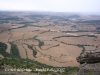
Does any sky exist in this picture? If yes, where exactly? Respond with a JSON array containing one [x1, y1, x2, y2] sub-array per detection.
[[0, 0, 100, 12]]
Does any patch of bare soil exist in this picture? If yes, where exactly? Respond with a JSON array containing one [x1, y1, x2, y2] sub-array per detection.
[[5, 43, 11, 54]]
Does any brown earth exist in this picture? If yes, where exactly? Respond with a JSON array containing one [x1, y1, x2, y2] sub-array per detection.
[[17, 44, 27, 59]]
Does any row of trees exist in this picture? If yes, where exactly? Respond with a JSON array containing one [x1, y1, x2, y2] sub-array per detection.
[[53, 34, 98, 40], [27, 45, 37, 58], [0, 42, 11, 57], [33, 35, 44, 49], [77, 45, 85, 55], [9, 42, 20, 58], [38, 40, 44, 49]]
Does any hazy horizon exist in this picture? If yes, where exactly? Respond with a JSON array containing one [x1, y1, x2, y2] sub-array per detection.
[[0, 0, 100, 13]]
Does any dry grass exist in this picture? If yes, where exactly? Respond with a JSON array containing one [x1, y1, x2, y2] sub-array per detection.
[[17, 44, 27, 59], [56, 36, 97, 45], [84, 46, 96, 50], [23, 40, 39, 45], [35, 43, 82, 66], [9, 32, 25, 42], [0, 31, 11, 42]]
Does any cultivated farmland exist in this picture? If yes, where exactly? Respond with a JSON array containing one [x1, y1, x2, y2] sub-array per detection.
[[0, 12, 100, 68]]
